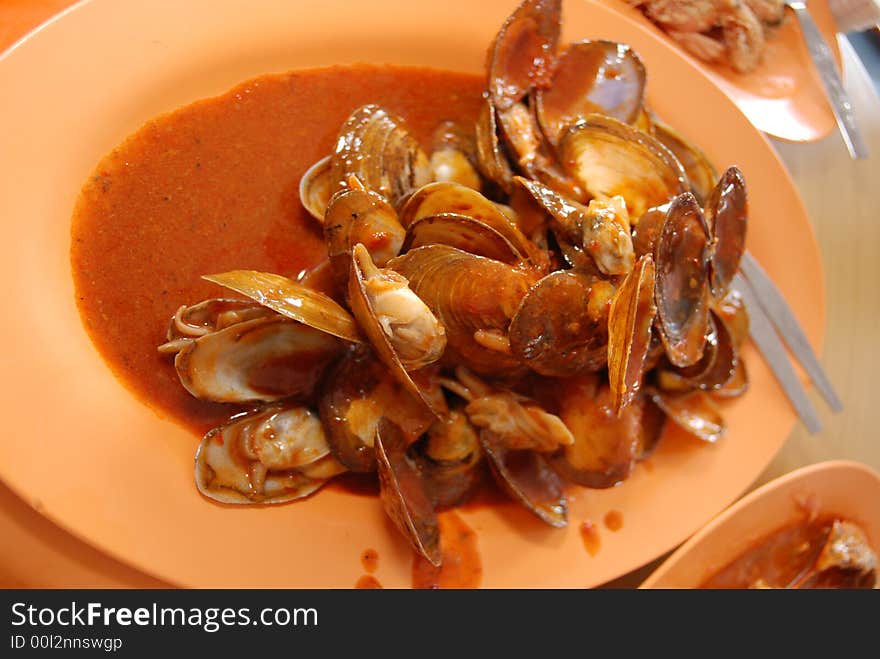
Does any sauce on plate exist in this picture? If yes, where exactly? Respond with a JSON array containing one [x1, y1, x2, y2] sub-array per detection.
[[70, 64, 484, 436]]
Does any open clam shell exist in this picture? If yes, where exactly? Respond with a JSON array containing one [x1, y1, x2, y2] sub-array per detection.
[[536, 40, 646, 146], [376, 418, 442, 566], [174, 316, 342, 403], [475, 96, 515, 193], [410, 410, 485, 509], [654, 193, 711, 368], [195, 405, 346, 504], [480, 431, 568, 528], [203, 270, 362, 343], [658, 311, 738, 393], [558, 113, 687, 220], [487, 0, 561, 112], [430, 120, 481, 190], [648, 387, 726, 443], [348, 244, 446, 415]]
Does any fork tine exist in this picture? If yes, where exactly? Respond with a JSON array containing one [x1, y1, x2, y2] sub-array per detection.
[[740, 252, 843, 413], [732, 273, 823, 434]]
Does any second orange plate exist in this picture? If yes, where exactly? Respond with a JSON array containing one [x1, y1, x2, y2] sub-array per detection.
[[606, 0, 842, 142], [0, 0, 825, 588]]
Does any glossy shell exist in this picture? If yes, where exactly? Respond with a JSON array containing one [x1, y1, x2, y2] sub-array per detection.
[[559, 113, 687, 220], [487, 0, 561, 111], [299, 155, 334, 222], [376, 418, 442, 566], [480, 431, 568, 528], [388, 245, 533, 374], [536, 40, 646, 145], [509, 270, 610, 376], [330, 104, 431, 207], [348, 243, 446, 414], [654, 193, 711, 368], [651, 116, 717, 205], [203, 270, 362, 343], [705, 166, 748, 299], [324, 186, 405, 283]]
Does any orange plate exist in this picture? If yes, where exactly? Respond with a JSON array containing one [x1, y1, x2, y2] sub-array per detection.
[[606, 0, 842, 142], [640, 461, 880, 588], [0, 0, 825, 588]]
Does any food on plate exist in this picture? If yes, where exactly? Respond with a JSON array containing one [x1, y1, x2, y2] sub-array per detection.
[[72, 0, 751, 568], [625, 0, 786, 73], [701, 516, 878, 589]]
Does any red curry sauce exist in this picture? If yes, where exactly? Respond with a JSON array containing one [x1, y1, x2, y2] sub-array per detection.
[[71, 65, 484, 435]]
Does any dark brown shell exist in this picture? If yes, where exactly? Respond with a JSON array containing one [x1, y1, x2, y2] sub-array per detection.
[[654, 193, 711, 368], [487, 0, 562, 111], [388, 245, 533, 375], [552, 377, 640, 488], [705, 166, 748, 299], [410, 411, 484, 509], [648, 387, 726, 443], [324, 186, 405, 285], [509, 270, 610, 377], [536, 40, 646, 145], [631, 205, 667, 259], [480, 431, 568, 528], [376, 418, 442, 566], [475, 96, 515, 193]]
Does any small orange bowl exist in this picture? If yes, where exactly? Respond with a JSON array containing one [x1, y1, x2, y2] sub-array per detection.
[[640, 461, 880, 588]]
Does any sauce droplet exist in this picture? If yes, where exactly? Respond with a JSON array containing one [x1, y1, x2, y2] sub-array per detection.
[[355, 575, 383, 589], [361, 548, 379, 574], [604, 510, 624, 532], [580, 520, 601, 556], [641, 459, 654, 473], [412, 511, 482, 589]]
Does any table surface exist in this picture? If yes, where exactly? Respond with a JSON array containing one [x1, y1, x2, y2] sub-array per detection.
[[1, 0, 878, 589]]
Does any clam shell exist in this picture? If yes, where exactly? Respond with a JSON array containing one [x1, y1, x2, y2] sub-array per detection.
[[607, 254, 656, 413], [487, 0, 562, 111], [388, 245, 533, 375], [203, 270, 362, 343], [174, 316, 341, 403], [705, 166, 748, 299], [299, 155, 334, 222], [536, 40, 646, 146], [480, 431, 568, 528], [330, 104, 431, 207], [376, 418, 442, 566], [558, 113, 687, 220], [654, 193, 711, 368], [194, 405, 345, 504]]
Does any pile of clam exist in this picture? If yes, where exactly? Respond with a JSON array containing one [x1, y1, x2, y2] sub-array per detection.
[[159, 0, 749, 566]]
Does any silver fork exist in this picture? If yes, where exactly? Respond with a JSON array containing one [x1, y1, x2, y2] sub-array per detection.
[[729, 251, 843, 434]]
